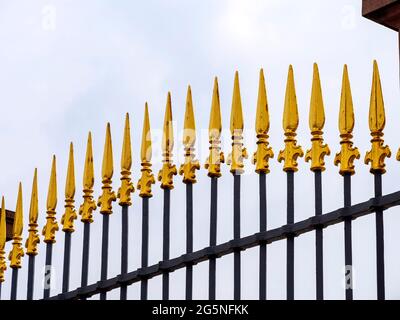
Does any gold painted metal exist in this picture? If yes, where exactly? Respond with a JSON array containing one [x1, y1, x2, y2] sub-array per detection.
[[137, 103, 155, 198], [252, 69, 274, 174], [278, 65, 304, 172], [205, 77, 225, 178], [118, 113, 135, 205], [79, 132, 97, 223], [0, 197, 7, 281], [42, 156, 59, 243], [334, 65, 360, 176], [9, 183, 24, 268], [179, 86, 200, 183], [61, 143, 77, 232], [98, 123, 117, 214], [364, 60, 391, 174], [305, 63, 331, 171], [25, 169, 40, 256], [227, 71, 248, 174], [158, 92, 177, 189]]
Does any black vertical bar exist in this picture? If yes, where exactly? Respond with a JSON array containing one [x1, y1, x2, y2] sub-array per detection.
[[233, 174, 241, 301], [162, 189, 170, 300], [81, 222, 90, 290], [120, 205, 129, 300], [43, 243, 53, 299], [0, 282, 2, 299], [27, 255, 35, 300], [374, 173, 385, 300], [314, 171, 323, 300], [10, 268, 18, 300], [186, 183, 193, 300], [259, 173, 267, 300], [344, 173, 353, 300], [287, 171, 294, 300], [141, 198, 149, 300], [100, 214, 109, 300], [62, 232, 72, 293], [209, 177, 218, 300]]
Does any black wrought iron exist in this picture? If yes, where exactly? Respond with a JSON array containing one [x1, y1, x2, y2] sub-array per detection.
[[10, 268, 18, 300], [100, 214, 109, 300], [62, 232, 72, 293], [374, 173, 385, 300], [162, 189, 170, 300], [81, 222, 90, 290], [141, 198, 149, 300], [45, 188, 400, 301], [344, 173, 353, 300], [208, 177, 218, 300], [286, 171, 294, 300], [43, 243, 53, 299], [27, 255, 35, 300], [120, 205, 129, 300], [233, 174, 241, 301], [259, 173, 267, 300], [314, 171, 323, 300], [186, 183, 193, 300]]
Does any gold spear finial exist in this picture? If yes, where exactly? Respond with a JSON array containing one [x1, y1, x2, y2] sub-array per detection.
[[138, 103, 155, 197], [252, 69, 274, 174], [118, 113, 135, 205], [42, 156, 59, 243], [0, 197, 7, 281], [98, 123, 117, 214], [305, 63, 331, 171], [179, 86, 200, 183], [79, 132, 97, 223], [365, 60, 391, 173], [61, 143, 77, 232], [25, 169, 40, 255], [278, 65, 304, 171], [205, 77, 225, 177], [334, 65, 360, 175], [227, 71, 248, 174], [158, 92, 177, 189], [9, 183, 24, 268]]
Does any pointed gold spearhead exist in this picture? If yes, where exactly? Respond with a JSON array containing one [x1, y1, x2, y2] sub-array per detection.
[[334, 65, 360, 175], [98, 123, 117, 214], [118, 113, 135, 205], [42, 156, 59, 243], [179, 86, 200, 183], [25, 169, 40, 256], [205, 77, 225, 177], [79, 132, 97, 223], [305, 63, 331, 171], [0, 197, 7, 281], [9, 183, 24, 268], [158, 92, 177, 189], [227, 71, 248, 174], [138, 103, 155, 198], [364, 60, 391, 174], [278, 65, 304, 172], [61, 143, 77, 232], [252, 69, 274, 174]]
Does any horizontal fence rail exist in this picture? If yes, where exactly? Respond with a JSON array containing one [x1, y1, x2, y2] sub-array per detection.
[[0, 60, 399, 300], [46, 190, 400, 300]]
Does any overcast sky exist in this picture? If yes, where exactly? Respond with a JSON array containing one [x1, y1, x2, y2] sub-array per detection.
[[0, 0, 400, 300]]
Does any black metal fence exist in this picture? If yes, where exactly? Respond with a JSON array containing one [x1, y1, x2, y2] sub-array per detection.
[[0, 62, 398, 301]]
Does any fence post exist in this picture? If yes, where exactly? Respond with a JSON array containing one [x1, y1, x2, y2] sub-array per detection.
[[278, 65, 304, 301]]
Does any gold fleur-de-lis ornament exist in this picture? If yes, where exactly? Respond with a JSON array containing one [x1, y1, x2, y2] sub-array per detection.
[[179, 86, 200, 183], [334, 65, 360, 175], [278, 65, 304, 171], [305, 63, 331, 171]]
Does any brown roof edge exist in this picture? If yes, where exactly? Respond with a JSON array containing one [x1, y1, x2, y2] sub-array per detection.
[[362, 0, 400, 31], [5, 209, 15, 242]]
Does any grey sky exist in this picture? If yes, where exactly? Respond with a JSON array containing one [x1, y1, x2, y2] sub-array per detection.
[[0, 0, 399, 300]]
